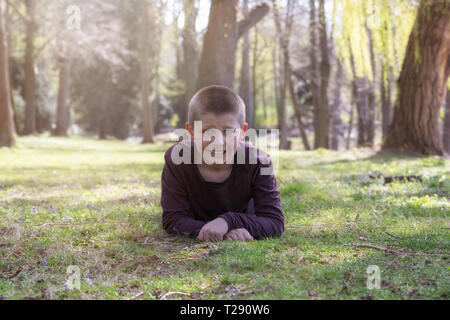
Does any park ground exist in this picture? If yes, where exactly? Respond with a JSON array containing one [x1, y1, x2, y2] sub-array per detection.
[[0, 135, 448, 299]]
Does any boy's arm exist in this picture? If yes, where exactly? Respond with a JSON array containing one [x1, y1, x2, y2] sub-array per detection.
[[161, 156, 205, 239], [219, 161, 284, 240]]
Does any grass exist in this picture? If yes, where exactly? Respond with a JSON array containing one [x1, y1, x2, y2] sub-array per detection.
[[0, 135, 449, 300]]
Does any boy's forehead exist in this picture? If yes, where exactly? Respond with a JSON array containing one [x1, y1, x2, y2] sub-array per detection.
[[196, 113, 241, 128]]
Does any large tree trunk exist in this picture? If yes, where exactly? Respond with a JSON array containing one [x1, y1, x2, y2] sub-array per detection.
[[239, 0, 254, 128], [443, 88, 450, 154], [196, 0, 269, 90], [182, 0, 199, 122], [317, 0, 330, 149], [139, 0, 154, 143], [23, 0, 36, 135], [382, 0, 450, 156], [54, 55, 72, 136], [0, 0, 15, 147]]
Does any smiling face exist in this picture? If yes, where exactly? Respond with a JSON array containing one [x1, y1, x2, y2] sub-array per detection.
[[186, 112, 248, 166]]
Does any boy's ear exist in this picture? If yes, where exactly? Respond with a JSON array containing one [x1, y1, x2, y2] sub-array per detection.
[[186, 122, 194, 139], [240, 122, 249, 139]]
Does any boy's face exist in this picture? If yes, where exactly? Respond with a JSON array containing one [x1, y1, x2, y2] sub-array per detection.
[[186, 112, 248, 165]]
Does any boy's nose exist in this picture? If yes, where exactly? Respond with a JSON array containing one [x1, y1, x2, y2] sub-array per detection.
[[212, 132, 225, 146]]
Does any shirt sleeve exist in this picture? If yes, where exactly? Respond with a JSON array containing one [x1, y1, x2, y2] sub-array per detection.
[[219, 158, 284, 240], [160, 151, 206, 238]]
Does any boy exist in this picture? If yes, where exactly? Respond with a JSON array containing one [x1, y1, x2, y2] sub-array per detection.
[[160, 85, 284, 242]]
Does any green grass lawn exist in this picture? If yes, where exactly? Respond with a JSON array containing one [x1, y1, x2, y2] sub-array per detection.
[[0, 136, 448, 300]]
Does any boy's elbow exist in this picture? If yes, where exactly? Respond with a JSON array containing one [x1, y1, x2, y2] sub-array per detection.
[[272, 217, 284, 238], [162, 214, 177, 235]]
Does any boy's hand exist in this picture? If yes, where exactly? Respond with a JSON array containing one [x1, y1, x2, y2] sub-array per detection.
[[197, 217, 229, 242], [224, 228, 254, 241]]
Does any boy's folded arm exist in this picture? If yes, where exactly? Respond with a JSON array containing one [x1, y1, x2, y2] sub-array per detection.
[[162, 211, 205, 238], [161, 159, 205, 238], [219, 163, 284, 240], [219, 210, 284, 240]]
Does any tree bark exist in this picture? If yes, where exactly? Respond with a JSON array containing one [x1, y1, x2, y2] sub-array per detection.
[[0, 0, 15, 147], [382, 0, 450, 156], [272, 0, 310, 150], [309, 0, 321, 149], [365, 21, 376, 147], [239, 0, 254, 128], [182, 0, 199, 122], [54, 54, 72, 136], [380, 61, 393, 139], [23, 0, 36, 135], [317, 0, 330, 148], [348, 38, 369, 147], [331, 59, 343, 150], [442, 88, 450, 155], [271, 0, 292, 150], [139, 0, 154, 143], [196, 0, 269, 90]]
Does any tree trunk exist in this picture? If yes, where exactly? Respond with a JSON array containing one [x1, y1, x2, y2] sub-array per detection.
[[272, 0, 309, 150], [196, 0, 269, 90], [309, 0, 321, 149], [239, 0, 254, 128], [443, 88, 450, 154], [5, 0, 19, 135], [23, 0, 36, 135], [346, 103, 354, 150], [365, 21, 376, 147], [182, 0, 199, 121], [348, 38, 369, 147], [317, 0, 330, 149], [271, 0, 292, 150], [54, 55, 72, 136], [382, 0, 450, 156], [331, 59, 343, 150], [0, 0, 15, 147], [251, 24, 258, 127], [139, 1, 154, 143], [380, 61, 393, 139]]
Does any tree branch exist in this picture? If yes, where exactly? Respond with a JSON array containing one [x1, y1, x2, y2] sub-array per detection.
[[237, 3, 270, 39]]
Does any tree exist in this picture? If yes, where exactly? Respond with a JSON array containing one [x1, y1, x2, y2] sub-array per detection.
[[272, 0, 310, 150], [54, 52, 72, 136], [23, 0, 37, 135], [0, 0, 15, 147], [317, 0, 330, 149], [443, 88, 450, 154], [196, 0, 269, 90], [239, 0, 254, 128], [139, 0, 154, 143], [182, 0, 199, 121], [382, 0, 450, 156]]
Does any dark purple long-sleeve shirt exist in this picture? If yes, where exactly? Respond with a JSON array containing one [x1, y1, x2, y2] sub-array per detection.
[[160, 140, 284, 240]]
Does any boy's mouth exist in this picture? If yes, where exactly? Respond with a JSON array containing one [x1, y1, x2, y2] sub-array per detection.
[[211, 150, 226, 156]]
